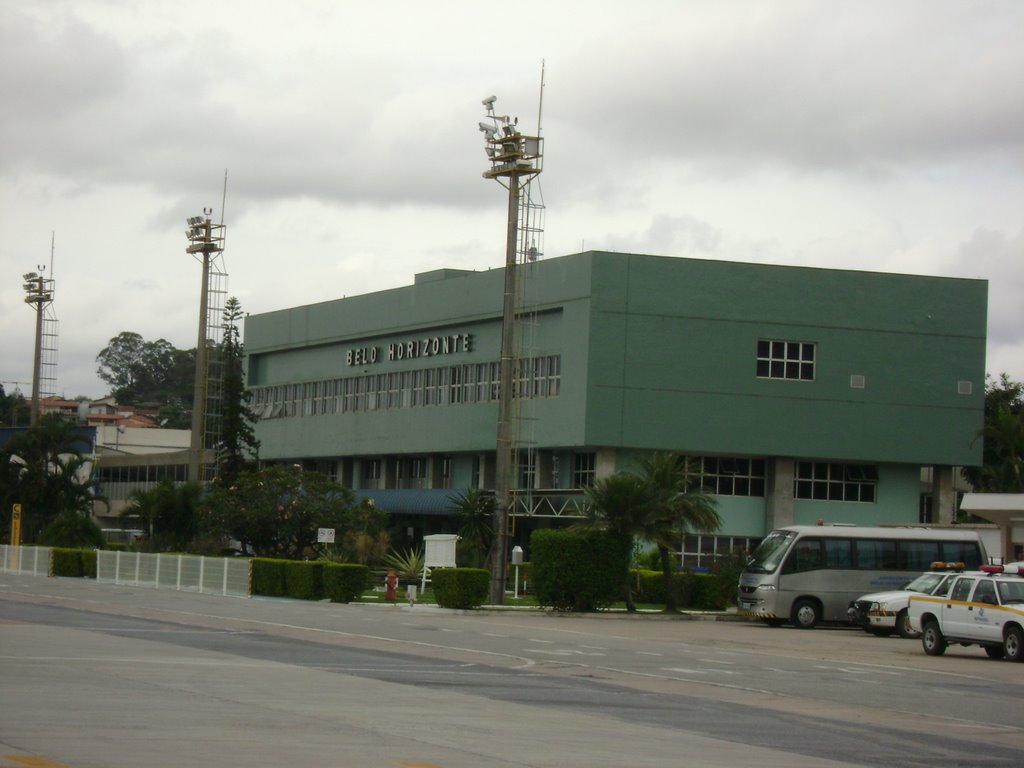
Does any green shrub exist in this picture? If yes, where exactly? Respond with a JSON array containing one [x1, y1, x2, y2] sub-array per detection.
[[322, 563, 369, 603], [431, 568, 489, 609], [284, 560, 324, 600], [530, 529, 631, 612], [81, 549, 97, 578], [251, 558, 288, 596], [51, 548, 85, 577], [629, 569, 727, 610]]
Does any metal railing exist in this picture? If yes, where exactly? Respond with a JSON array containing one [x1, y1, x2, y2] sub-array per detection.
[[95, 551, 251, 598], [0, 545, 52, 576]]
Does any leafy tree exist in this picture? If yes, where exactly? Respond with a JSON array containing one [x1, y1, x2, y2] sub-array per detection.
[[203, 464, 354, 559], [0, 415, 104, 542], [582, 473, 654, 611], [636, 452, 722, 612], [0, 384, 31, 428], [216, 297, 259, 486], [333, 497, 391, 565], [96, 332, 194, 407], [963, 374, 1024, 493], [450, 488, 494, 569], [120, 479, 203, 552], [39, 508, 104, 549]]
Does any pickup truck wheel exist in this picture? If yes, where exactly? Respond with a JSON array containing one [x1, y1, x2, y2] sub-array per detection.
[[896, 609, 920, 639], [791, 599, 820, 629], [921, 620, 947, 656], [985, 645, 1005, 660], [1004, 625, 1024, 662]]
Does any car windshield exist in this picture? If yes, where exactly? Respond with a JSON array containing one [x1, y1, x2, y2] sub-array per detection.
[[904, 573, 947, 594], [997, 580, 1024, 604], [745, 530, 796, 574]]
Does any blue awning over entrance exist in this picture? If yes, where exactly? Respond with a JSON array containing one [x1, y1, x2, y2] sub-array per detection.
[[353, 488, 461, 517]]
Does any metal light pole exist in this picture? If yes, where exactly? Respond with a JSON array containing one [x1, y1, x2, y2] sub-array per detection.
[[480, 96, 543, 604], [22, 269, 54, 428], [185, 210, 224, 483]]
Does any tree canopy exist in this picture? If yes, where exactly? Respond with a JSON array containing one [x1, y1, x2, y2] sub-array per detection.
[[95, 331, 194, 419], [963, 374, 1024, 493]]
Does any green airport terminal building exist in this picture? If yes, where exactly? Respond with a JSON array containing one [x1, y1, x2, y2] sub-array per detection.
[[242, 251, 987, 565]]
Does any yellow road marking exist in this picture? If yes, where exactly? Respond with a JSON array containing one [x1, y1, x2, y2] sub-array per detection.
[[1, 757, 71, 768]]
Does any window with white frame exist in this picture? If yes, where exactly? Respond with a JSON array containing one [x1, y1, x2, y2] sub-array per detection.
[[757, 339, 815, 381], [689, 457, 766, 497], [573, 452, 596, 488], [795, 462, 878, 503]]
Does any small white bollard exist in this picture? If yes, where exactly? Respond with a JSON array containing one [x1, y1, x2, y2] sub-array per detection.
[[406, 584, 417, 606]]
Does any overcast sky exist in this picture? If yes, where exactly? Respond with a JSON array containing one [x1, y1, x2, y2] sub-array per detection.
[[2, 0, 1022, 400]]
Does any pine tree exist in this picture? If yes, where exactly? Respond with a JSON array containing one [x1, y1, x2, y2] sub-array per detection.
[[216, 297, 260, 486]]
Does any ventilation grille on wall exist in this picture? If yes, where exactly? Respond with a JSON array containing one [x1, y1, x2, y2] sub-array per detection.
[[850, 374, 866, 389], [957, 380, 973, 395]]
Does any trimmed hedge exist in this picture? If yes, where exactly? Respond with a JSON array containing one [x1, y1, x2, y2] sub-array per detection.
[[251, 558, 289, 597], [283, 561, 324, 600], [322, 563, 369, 603], [530, 529, 631, 612], [431, 568, 489, 609], [629, 568, 728, 610], [52, 547, 86, 577]]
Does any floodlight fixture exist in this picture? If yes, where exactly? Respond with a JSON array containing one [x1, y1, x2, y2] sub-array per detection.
[[482, 95, 497, 107], [23, 272, 38, 280]]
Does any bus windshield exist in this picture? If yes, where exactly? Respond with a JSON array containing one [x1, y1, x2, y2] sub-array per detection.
[[745, 529, 796, 574]]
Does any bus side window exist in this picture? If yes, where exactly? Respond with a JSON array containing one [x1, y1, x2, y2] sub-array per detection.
[[824, 539, 853, 569], [855, 538, 898, 570], [782, 538, 823, 573]]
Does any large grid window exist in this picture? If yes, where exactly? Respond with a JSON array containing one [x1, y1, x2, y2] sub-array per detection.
[[757, 339, 815, 381], [795, 462, 877, 503], [573, 453, 596, 488], [689, 457, 766, 497], [681, 535, 760, 570]]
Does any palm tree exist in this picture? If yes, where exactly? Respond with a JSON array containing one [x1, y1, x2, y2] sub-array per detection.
[[121, 478, 202, 552], [450, 488, 494, 569], [583, 472, 654, 611], [637, 452, 722, 612]]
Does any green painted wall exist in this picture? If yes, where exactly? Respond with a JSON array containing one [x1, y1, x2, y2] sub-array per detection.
[[583, 252, 986, 466]]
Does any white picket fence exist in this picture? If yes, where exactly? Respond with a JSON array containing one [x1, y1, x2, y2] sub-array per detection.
[[95, 551, 251, 598], [0, 545, 52, 576]]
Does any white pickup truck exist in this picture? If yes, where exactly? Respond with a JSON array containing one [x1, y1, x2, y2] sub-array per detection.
[[906, 563, 1024, 662]]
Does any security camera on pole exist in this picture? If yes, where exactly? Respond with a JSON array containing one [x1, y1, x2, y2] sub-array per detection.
[[479, 94, 543, 604]]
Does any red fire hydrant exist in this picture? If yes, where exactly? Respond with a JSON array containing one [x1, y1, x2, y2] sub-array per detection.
[[385, 568, 398, 601]]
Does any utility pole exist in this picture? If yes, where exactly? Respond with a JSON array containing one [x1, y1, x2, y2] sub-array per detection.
[[185, 210, 224, 483], [22, 269, 54, 427], [480, 96, 544, 604]]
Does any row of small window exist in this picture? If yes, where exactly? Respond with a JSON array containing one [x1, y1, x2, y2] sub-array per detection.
[[757, 338, 815, 381], [681, 458, 877, 503], [782, 537, 984, 574], [681, 535, 762, 569], [251, 356, 562, 419]]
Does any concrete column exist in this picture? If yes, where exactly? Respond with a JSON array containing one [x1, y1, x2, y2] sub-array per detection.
[[595, 447, 617, 481], [536, 450, 555, 489], [766, 458, 796, 531], [933, 465, 957, 524]]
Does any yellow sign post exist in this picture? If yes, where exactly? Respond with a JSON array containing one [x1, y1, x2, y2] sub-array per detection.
[[10, 503, 22, 570]]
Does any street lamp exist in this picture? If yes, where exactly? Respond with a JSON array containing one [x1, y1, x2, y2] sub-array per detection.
[[480, 96, 543, 604], [185, 209, 224, 483], [23, 268, 54, 427]]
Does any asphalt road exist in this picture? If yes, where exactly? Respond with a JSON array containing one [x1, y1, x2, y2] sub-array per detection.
[[1, 574, 1021, 768]]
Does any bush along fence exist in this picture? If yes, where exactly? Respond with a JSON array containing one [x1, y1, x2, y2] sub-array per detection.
[[431, 568, 489, 609], [250, 558, 369, 603]]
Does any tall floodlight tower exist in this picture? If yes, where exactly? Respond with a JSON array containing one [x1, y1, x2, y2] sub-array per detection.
[[22, 267, 55, 427], [185, 209, 226, 483], [480, 95, 544, 604]]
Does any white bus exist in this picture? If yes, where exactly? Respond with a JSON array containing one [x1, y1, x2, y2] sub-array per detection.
[[736, 525, 987, 628]]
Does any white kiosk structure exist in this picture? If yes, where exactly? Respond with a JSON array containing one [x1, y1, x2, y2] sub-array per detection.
[[421, 534, 460, 591]]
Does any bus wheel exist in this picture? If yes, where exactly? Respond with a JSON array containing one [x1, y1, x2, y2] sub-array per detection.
[[921, 620, 946, 656], [791, 599, 820, 629], [896, 609, 920, 639]]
